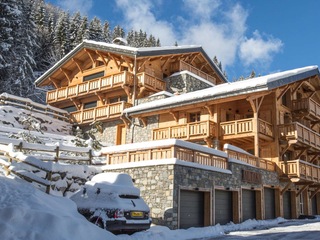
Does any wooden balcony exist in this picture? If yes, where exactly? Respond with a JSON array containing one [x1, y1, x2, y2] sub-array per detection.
[[47, 71, 134, 103], [292, 98, 320, 120], [137, 70, 166, 92], [152, 120, 215, 141], [220, 118, 273, 140], [280, 160, 320, 183], [225, 148, 275, 171], [278, 122, 320, 151], [173, 61, 216, 83], [70, 101, 132, 124], [103, 140, 228, 170]]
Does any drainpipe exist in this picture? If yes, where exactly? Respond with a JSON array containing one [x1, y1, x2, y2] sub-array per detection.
[[130, 54, 137, 143]]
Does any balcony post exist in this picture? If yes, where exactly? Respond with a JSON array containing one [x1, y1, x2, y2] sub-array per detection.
[[253, 112, 259, 157]]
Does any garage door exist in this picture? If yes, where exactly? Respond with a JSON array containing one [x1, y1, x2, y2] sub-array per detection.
[[283, 191, 292, 219], [311, 195, 317, 215], [264, 188, 275, 219], [180, 190, 204, 229], [242, 189, 256, 221], [215, 190, 233, 225]]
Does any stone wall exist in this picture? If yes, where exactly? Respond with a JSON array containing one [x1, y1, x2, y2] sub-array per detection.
[[126, 115, 159, 143], [103, 160, 280, 230], [104, 165, 176, 228], [166, 72, 213, 94]]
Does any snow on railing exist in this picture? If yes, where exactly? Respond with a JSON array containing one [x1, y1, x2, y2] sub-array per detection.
[[0, 92, 70, 122]]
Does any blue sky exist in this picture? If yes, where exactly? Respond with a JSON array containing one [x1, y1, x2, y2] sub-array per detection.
[[47, 0, 320, 81]]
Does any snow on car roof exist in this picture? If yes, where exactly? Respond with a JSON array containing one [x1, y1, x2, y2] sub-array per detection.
[[70, 173, 149, 211], [90, 172, 134, 187]]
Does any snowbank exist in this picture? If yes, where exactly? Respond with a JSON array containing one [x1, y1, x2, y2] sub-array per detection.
[[0, 175, 116, 240]]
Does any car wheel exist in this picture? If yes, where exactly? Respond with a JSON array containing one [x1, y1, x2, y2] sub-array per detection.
[[90, 218, 104, 229]]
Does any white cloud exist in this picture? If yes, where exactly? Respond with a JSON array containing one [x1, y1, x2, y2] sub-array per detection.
[[239, 30, 283, 66], [57, 0, 93, 16], [114, 0, 283, 74], [183, 0, 221, 21], [115, 0, 177, 45]]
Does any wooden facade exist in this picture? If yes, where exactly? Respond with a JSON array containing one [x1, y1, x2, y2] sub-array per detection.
[[35, 40, 320, 228]]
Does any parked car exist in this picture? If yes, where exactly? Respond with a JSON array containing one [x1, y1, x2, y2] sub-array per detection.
[[70, 172, 152, 233]]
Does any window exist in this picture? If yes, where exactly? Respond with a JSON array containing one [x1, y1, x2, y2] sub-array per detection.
[[84, 101, 97, 109], [189, 112, 200, 122], [63, 105, 77, 113], [83, 71, 104, 82], [110, 96, 127, 103]]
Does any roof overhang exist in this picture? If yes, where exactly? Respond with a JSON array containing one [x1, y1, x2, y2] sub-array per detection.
[[123, 66, 320, 117], [35, 40, 227, 87]]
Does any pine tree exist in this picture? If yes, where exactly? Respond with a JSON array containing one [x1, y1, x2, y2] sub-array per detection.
[[76, 15, 89, 42], [53, 12, 70, 58], [69, 11, 82, 48], [88, 16, 103, 41], [102, 21, 111, 43], [112, 25, 125, 40]]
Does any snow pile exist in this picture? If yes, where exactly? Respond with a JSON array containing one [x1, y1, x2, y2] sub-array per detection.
[[0, 105, 72, 136], [0, 175, 116, 240], [1, 171, 320, 240]]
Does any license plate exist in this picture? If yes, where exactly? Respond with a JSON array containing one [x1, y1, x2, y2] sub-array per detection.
[[131, 211, 143, 218]]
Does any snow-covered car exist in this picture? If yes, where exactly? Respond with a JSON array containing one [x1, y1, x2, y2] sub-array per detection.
[[70, 172, 152, 233]]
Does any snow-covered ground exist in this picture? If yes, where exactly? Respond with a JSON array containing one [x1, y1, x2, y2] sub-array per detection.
[[1, 172, 320, 240]]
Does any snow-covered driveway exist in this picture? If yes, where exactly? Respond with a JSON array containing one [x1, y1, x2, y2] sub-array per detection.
[[206, 219, 320, 240]]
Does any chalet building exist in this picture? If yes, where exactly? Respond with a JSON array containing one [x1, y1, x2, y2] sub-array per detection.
[[35, 40, 320, 229]]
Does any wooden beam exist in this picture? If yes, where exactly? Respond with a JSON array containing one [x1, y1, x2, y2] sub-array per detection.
[[70, 98, 81, 110], [48, 77, 60, 88], [95, 92, 105, 103], [204, 105, 214, 118], [137, 59, 148, 71], [204, 137, 213, 148], [277, 85, 290, 101], [59, 68, 72, 83], [310, 154, 320, 164], [291, 82, 304, 95], [310, 186, 320, 199], [84, 48, 96, 65], [120, 115, 131, 128], [281, 182, 292, 195], [108, 53, 120, 70], [72, 58, 84, 73], [303, 81, 316, 92], [139, 117, 147, 128], [95, 50, 109, 66], [121, 56, 134, 72], [169, 111, 179, 122], [296, 148, 308, 159], [296, 185, 309, 197]]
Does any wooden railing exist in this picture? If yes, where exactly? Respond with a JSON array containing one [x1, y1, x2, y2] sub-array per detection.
[[280, 160, 320, 183], [137, 72, 166, 91], [221, 118, 273, 137], [278, 122, 320, 150], [104, 143, 228, 170], [173, 61, 216, 84], [47, 71, 134, 102], [225, 148, 275, 171], [292, 98, 320, 119], [0, 92, 69, 122], [152, 120, 215, 140], [70, 101, 132, 123]]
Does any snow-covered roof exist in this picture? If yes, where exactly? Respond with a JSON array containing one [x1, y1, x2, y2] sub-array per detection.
[[35, 39, 227, 86], [124, 66, 319, 116]]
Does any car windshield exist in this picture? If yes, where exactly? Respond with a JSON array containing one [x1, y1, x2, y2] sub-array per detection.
[[119, 194, 140, 199]]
